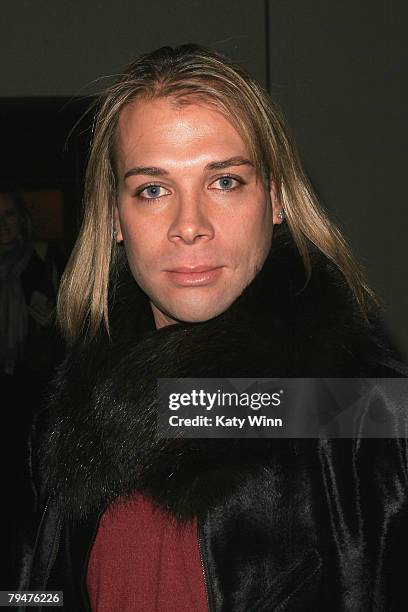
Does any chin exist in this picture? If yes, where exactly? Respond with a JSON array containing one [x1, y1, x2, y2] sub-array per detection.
[[161, 296, 235, 324], [177, 311, 220, 323]]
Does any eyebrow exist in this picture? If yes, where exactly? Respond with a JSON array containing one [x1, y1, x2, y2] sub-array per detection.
[[123, 156, 254, 180]]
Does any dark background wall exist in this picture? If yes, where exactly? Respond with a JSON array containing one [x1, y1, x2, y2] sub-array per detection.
[[1, 0, 406, 355], [0, 0, 266, 95], [266, 1, 407, 357]]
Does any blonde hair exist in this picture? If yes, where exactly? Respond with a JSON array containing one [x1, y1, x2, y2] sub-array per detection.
[[58, 43, 379, 346]]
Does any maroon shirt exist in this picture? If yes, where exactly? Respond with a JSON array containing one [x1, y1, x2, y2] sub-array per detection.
[[86, 492, 208, 611]]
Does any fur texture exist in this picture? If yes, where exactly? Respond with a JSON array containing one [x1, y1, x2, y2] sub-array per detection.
[[33, 224, 405, 524]]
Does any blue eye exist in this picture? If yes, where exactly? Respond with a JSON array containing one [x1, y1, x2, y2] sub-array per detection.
[[136, 184, 169, 200], [218, 177, 234, 189], [210, 176, 243, 191], [145, 185, 162, 198]]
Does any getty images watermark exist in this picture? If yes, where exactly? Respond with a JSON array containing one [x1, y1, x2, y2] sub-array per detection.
[[157, 378, 408, 438]]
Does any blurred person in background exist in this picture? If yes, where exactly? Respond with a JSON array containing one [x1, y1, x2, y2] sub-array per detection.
[[0, 191, 64, 587]]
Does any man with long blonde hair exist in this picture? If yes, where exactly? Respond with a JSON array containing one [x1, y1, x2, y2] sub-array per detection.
[[19, 44, 408, 611]]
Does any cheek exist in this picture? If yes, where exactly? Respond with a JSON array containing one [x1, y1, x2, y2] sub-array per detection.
[[121, 216, 162, 272], [227, 199, 272, 246]]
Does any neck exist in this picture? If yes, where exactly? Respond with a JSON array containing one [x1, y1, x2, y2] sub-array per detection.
[[150, 302, 179, 329]]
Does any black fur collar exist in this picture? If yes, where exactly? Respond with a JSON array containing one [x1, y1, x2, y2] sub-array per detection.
[[35, 225, 402, 522]]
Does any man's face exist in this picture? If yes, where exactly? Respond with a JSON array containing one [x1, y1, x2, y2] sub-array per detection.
[[114, 96, 282, 328]]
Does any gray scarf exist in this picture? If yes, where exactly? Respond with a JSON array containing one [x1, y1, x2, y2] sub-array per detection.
[[0, 241, 33, 375]]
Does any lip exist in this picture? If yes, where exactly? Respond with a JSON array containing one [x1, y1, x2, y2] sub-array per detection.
[[165, 265, 224, 286], [167, 265, 222, 273]]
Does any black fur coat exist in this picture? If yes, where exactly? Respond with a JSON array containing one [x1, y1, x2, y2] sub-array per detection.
[[21, 224, 408, 611]]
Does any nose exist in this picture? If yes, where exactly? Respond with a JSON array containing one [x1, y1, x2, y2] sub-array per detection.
[[167, 192, 215, 245]]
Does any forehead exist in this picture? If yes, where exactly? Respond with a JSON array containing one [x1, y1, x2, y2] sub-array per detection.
[[115, 96, 249, 167]]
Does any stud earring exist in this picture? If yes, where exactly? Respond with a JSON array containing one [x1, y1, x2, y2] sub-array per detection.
[[277, 209, 285, 221], [113, 230, 123, 243]]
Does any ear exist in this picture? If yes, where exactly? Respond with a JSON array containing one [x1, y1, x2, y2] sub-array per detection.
[[113, 204, 123, 243], [269, 180, 284, 225]]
